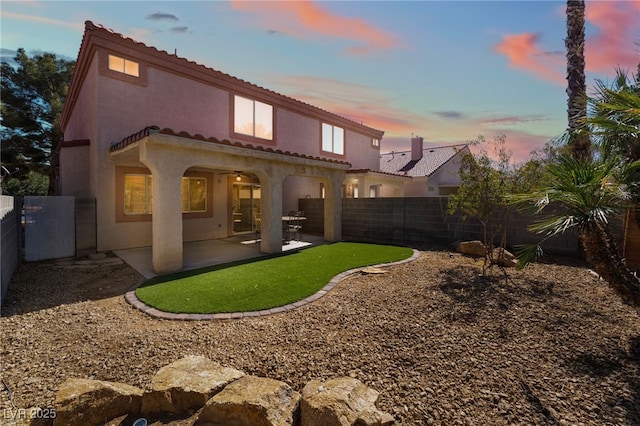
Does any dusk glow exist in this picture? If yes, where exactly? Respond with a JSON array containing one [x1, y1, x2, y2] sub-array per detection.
[[1, 0, 638, 163]]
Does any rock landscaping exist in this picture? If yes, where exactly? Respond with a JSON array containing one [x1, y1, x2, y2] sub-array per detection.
[[49, 355, 388, 426], [1, 248, 639, 425]]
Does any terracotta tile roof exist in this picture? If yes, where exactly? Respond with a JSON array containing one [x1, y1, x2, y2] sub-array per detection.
[[379, 144, 468, 177], [109, 126, 351, 166], [346, 169, 410, 178], [63, 21, 383, 139]]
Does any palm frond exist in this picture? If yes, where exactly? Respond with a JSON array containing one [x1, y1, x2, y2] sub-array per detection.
[[514, 244, 544, 270], [529, 215, 579, 237]]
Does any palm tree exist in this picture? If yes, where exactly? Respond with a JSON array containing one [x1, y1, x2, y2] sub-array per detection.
[[511, 155, 640, 309], [587, 68, 640, 163], [587, 68, 640, 277], [566, 0, 590, 160]]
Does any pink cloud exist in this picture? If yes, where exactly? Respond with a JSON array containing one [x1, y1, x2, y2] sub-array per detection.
[[0, 11, 84, 30], [489, 129, 555, 164], [230, 0, 401, 55], [494, 1, 639, 85], [493, 32, 565, 85], [269, 74, 557, 162], [270, 74, 427, 133], [478, 114, 550, 126], [585, 1, 639, 74]]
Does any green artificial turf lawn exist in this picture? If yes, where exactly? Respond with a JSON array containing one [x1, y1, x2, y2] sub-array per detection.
[[135, 242, 413, 314]]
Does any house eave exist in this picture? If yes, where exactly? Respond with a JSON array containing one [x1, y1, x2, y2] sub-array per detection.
[[346, 168, 412, 181], [109, 126, 352, 171]]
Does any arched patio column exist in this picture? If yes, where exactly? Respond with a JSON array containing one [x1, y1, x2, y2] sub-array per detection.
[[324, 172, 344, 241], [140, 143, 187, 275], [357, 177, 367, 198], [256, 170, 285, 253]]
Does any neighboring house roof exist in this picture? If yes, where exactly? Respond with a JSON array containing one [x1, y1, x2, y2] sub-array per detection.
[[379, 144, 468, 177], [61, 21, 384, 140], [346, 169, 411, 179], [109, 126, 351, 166]]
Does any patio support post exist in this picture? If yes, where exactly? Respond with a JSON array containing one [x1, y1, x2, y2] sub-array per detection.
[[357, 177, 367, 199], [140, 142, 187, 275], [151, 169, 184, 274], [258, 170, 285, 253], [324, 172, 344, 241]]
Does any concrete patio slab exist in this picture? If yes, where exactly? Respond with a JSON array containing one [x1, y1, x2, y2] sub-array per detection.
[[114, 234, 325, 279]]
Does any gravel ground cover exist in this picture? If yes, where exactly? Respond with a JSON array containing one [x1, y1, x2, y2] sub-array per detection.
[[1, 249, 639, 425]]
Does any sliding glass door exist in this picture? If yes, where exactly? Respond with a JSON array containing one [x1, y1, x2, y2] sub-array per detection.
[[232, 183, 261, 234]]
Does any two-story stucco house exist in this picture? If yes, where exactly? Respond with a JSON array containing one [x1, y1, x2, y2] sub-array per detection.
[[58, 21, 400, 274]]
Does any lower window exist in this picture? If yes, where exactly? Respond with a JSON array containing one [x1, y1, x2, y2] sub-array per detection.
[[116, 167, 213, 222], [124, 174, 152, 214], [181, 177, 207, 212]]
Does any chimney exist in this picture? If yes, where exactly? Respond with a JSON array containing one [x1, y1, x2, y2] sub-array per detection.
[[411, 136, 424, 161]]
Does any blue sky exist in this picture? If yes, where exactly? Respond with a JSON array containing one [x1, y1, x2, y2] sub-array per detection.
[[1, 0, 638, 162]]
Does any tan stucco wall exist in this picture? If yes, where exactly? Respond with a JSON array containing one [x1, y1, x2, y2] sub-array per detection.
[[59, 146, 90, 198], [404, 177, 429, 197], [276, 109, 320, 154], [275, 110, 380, 170], [380, 185, 404, 197], [61, 54, 99, 199], [97, 66, 230, 142], [63, 54, 98, 143], [344, 130, 380, 170]]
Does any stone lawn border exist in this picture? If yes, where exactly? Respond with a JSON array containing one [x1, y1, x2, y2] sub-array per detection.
[[125, 249, 420, 320]]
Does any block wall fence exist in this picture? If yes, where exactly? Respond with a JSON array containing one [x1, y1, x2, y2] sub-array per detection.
[[299, 197, 580, 256], [1, 196, 20, 307]]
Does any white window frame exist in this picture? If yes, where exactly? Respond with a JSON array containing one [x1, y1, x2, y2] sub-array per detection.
[[233, 95, 273, 141], [322, 123, 345, 155]]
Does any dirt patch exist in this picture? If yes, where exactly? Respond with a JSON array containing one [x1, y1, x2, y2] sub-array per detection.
[[1, 250, 639, 425]]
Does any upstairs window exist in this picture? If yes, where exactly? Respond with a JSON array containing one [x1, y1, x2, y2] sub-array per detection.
[[108, 54, 139, 77], [372, 138, 380, 147], [234, 95, 273, 140], [322, 123, 344, 155]]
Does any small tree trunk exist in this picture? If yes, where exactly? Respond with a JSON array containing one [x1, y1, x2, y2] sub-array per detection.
[[580, 225, 640, 310]]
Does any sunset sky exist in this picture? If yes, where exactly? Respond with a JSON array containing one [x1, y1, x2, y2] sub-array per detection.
[[1, 0, 638, 162]]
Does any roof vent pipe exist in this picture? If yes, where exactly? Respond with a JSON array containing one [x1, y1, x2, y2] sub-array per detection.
[[411, 136, 424, 161]]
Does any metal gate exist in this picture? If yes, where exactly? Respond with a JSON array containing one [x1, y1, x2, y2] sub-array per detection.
[[24, 196, 75, 261]]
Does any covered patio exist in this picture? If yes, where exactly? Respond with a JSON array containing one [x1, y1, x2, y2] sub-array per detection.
[[109, 127, 348, 275]]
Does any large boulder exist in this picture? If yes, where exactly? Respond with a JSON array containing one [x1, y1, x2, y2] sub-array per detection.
[[197, 375, 300, 426], [492, 247, 517, 267], [457, 240, 487, 257], [300, 377, 394, 426], [141, 355, 245, 416], [54, 378, 143, 426], [457, 242, 518, 267]]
